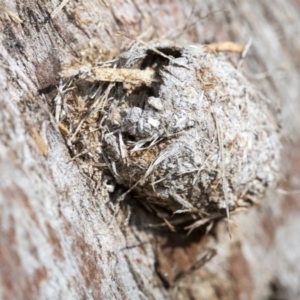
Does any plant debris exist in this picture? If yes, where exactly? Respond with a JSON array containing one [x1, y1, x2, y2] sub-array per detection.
[[54, 42, 280, 231], [205, 41, 244, 53]]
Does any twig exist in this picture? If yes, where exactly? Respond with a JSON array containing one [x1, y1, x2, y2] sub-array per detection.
[[277, 189, 300, 195], [51, 0, 70, 19], [0, 5, 23, 23], [71, 83, 114, 142], [212, 112, 231, 237], [238, 37, 253, 69], [171, 9, 229, 40]]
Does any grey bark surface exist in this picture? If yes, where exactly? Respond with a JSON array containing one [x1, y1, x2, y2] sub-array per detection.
[[0, 0, 300, 299]]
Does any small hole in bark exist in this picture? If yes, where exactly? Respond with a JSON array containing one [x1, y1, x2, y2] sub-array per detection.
[[140, 48, 182, 97], [140, 47, 182, 71], [125, 133, 137, 142], [126, 85, 158, 106], [267, 278, 288, 300], [38, 84, 57, 95]]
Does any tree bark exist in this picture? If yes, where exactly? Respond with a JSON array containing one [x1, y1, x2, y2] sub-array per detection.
[[1, 0, 300, 299]]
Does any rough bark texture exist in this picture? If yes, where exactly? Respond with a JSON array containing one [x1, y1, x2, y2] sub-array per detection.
[[0, 0, 300, 299]]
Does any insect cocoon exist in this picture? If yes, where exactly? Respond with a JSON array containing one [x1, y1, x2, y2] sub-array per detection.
[[102, 42, 280, 225]]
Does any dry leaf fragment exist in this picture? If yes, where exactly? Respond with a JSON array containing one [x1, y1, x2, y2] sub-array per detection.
[[206, 41, 244, 53], [30, 127, 48, 156], [58, 123, 70, 136], [92, 68, 155, 88]]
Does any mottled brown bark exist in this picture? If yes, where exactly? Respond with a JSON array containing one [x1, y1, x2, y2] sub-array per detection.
[[0, 0, 300, 299]]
